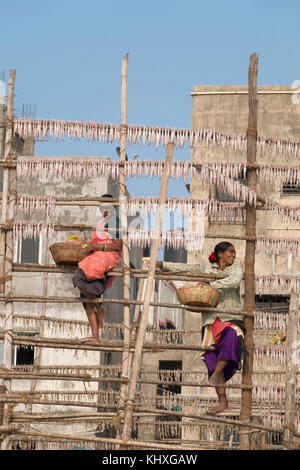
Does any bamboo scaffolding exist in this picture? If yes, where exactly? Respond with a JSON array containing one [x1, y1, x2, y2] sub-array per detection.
[[0, 56, 298, 450], [283, 293, 298, 449], [239, 52, 258, 450], [121, 142, 174, 444], [4, 405, 288, 436], [0, 70, 17, 451], [0, 70, 16, 293]]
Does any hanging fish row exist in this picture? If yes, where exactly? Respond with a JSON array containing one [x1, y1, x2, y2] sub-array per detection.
[[14, 191, 300, 227], [253, 311, 289, 332], [256, 236, 300, 256], [127, 229, 205, 251], [13, 221, 55, 240], [14, 118, 300, 159], [10, 220, 300, 258], [129, 196, 300, 225], [17, 195, 57, 216], [261, 413, 300, 434], [128, 197, 246, 222], [256, 274, 300, 295], [17, 157, 300, 186], [254, 346, 287, 366]]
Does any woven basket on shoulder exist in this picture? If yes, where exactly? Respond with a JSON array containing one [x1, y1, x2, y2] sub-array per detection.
[[50, 243, 83, 266], [176, 282, 220, 307]]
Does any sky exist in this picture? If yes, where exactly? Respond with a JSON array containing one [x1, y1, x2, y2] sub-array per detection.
[[1, 0, 300, 200]]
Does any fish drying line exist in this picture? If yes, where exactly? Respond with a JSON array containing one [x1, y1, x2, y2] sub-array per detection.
[[0, 55, 299, 451], [13, 118, 300, 161]]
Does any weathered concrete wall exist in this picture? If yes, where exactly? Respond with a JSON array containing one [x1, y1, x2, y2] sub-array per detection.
[[190, 85, 300, 287]]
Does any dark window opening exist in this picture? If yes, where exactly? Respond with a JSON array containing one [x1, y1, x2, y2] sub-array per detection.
[[255, 294, 289, 312], [282, 182, 300, 195], [20, 238, 39, 263], [15, 345, 34, 366], [156, 360, 182, 440]]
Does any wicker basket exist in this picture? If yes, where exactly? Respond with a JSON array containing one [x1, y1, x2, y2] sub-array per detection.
[[176, 282, 220, 307], [50, 243, 83, 266]]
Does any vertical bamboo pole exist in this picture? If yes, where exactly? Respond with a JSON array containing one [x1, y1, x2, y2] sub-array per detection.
[[0, 70, 15, 293], [121, 142, 174, 444], [239, 53, 258, 450], [127, 259, 148, 371], [23, 239, 50, 446], [117, 53, 132, 423], [0, 69, 16, 451], [283, 292, 298, 449]]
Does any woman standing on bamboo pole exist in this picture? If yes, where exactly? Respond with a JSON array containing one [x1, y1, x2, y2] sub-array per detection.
[[158, 241, 246, 414], [71, 194, 122, 344]]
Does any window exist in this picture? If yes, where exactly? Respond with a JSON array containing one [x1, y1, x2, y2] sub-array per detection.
[[255, 294, 289, 312], [282, 182, 300, 195], [14, 237, 42, 264], [271, 253, 293, 274], [157, 360, 182, 399], [0, 333, 35, 366], [155, 360, 182, 441]]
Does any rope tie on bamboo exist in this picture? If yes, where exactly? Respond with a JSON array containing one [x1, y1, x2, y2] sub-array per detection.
[[246, 128, 258, 138], [0, 275, 13, 285], [151, 343, 161, 353], [283, 423, 296, 433], [4, 292, 13, 303], [4, 118, 14, 131], [1, 221, 13, 231], [3, 330, 13, 341], [124, 398, 135, 412], [131, 320, 139, 331], [112, 411, 122, 429]]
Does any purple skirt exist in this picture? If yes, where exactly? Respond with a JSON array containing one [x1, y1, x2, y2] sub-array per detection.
[[204, 326, 239, 382]]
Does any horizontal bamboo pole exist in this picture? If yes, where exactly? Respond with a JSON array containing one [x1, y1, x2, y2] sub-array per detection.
[[1, 159, 299, 171], [138, 407, 284, 435], [0, 293, 251, 317], [0, 333, 216, 353], [0, 371, 251, 390], [0, 396, 291, 434], [11, 430, 201, 451], [13, 262, 226, 280], [11, 411, 157, 422], [0, 424, 22, 434], [6, 403, 286, 437]]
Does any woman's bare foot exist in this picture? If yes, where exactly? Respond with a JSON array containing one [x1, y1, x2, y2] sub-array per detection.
[[79, 336, 101, 344], [94, 305, 106, 329], [206, 403, 231, 415], [204, 375, 225, 387]]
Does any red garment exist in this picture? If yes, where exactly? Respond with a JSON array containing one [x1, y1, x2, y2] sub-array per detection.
[[211, 317, 236, 344], [78, 230, 122, 288]]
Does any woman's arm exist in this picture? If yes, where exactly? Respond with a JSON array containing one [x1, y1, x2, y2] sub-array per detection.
[[80, 239, 122, 258], [210, 263, 244, 290], [90, 239, 122, 252], [159, 261, 206, 274]]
